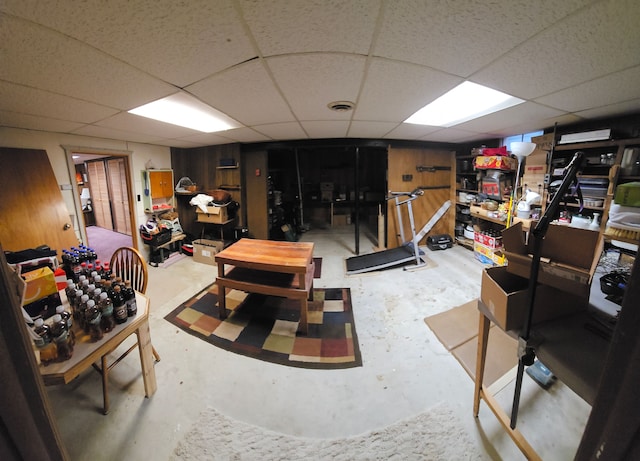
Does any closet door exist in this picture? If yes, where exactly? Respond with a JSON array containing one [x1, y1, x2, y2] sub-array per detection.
[[87, 160, 113, 230], [107, 158, 131, 235]]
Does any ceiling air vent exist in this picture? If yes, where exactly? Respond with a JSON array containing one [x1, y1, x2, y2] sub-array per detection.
[[328, 101, 355, 112]]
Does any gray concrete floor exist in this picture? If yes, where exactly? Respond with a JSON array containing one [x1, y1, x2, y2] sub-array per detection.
[[46, 226, 591, 460]]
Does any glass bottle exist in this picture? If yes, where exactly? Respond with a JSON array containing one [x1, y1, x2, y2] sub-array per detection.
[[112, 285, 128, 324], [124, 281, 137, 317]]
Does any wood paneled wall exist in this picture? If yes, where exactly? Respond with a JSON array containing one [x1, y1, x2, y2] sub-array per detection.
[[387, 146, 456, 247]]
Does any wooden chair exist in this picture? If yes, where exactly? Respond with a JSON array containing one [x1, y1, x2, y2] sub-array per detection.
[[93, 246, 159, 414]]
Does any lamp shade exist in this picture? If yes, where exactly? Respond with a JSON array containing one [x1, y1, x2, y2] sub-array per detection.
[[510, 142, 537, 159]]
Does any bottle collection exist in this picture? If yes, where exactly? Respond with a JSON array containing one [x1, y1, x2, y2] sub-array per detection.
[[32, 248, 139, 365]]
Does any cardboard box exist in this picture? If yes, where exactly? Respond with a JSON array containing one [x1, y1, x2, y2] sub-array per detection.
[[192, 239, 224, 265], [502, 222, 602, 299], [475, 155, 517, 170], [22, 266, 58, 305], [196, 205, 229, 224], [481, 266, 587, 331]]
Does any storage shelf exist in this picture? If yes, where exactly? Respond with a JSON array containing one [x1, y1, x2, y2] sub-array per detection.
[[216, 165, 238, 169]]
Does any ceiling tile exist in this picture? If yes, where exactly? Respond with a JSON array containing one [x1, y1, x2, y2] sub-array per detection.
[[0, 81, 118, 122], [420, 128, 486, 143], [0, 111, 85, 133], [300, 121, 349, 138], [535, 66, 640, 112], [575, 100, 640, 120], [71, 124, 165, 144], [96, 113, 204, 138], [384, 123, 441, 140], [374, 0, 591, 77], [2, 0, 256, 87], [472, 0, 640, 99], [239, 0, 380, 56], [0, 15, 176, 109], [348, 121, 400, 138], [454, 102, 566, 133], [267, 54, 366, 121], [252, 122, 308, 141], [356, 58, 461, 122], [187, 60, 294, 126]]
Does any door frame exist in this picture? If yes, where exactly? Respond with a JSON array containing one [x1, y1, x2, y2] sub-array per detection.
[[62, 145, 138, 249]]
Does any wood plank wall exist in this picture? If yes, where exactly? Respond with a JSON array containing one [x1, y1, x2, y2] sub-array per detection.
[[387, 146, 456, 248]]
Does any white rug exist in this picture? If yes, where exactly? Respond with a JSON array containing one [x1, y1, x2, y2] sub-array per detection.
[[171, 403, 486, 461]]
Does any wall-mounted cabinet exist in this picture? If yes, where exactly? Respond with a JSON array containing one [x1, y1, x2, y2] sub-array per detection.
[[142, 169, 174, 214]]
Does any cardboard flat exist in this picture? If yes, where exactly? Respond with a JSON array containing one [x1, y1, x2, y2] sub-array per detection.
[[425, 300, 480, 350], [452, 327, 517, 387], [425, 299, 518, 387], [481, 266, 588, 331]]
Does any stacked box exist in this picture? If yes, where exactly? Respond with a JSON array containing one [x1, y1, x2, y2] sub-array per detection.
[[474, 241, 506, 266], [196, 205, 229, 223]]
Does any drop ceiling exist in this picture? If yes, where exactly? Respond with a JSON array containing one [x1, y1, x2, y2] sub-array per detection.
[[1, 0, 639, 149]]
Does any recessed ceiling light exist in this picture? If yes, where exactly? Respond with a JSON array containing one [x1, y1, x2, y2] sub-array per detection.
[[404, 82, 524, 127], [328, 101, 355, 112], [128, 92, 240, 133]]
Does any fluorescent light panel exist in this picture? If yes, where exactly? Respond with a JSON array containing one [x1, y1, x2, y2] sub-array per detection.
[[404, 81, 524, 127], [128, 93, 239, 133]]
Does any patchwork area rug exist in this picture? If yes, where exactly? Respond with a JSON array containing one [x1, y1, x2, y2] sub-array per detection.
[[165, 284, 362, 369], [171, 403, 486, 461]]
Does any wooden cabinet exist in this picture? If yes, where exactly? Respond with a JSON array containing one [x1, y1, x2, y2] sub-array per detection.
[[142, 169, 174, 214], [148, 170, 173, 199]]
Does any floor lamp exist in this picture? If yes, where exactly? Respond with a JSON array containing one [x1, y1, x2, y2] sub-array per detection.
[[508, 142, 537, 225]]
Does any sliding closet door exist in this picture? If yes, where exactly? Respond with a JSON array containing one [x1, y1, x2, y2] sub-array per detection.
[[107, 158, 131, 235], [87, 160, 113, 230]]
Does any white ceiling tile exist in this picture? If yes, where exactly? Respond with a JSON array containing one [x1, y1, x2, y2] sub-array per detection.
[[348, 121, 400, 138], [0, 111, 85, 133], [300, 121, 349, 138], [473, 0, 640, 99], [96, 113, 204, 138], [267, 54, 366, 120], [0, 81, 118, 122], [0, 15, 176, 109], [2, 0, 256, 87], [210, 127, 273, 144], [71, 125, 165, 144], [252, 122, 308, 141], [356, 59, 461, 122], [574, 99, 640, 120], [150, 139, 206, 149], [374, 0, 591, 77], [535, 66, 640, 112], [187, 60, 294, 126], [384, 123, 441, 140], [240, 0, 380, 56], [419, 128, 484, 143], [455, 102, 566, 133]]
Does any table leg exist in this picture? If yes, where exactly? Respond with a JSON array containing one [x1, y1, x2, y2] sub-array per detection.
[[473, 310, 491, 416], [218, 283, 227, 319], [136, 320, 158, 399]]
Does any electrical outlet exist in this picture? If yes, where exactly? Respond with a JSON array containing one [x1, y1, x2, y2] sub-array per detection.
[[402, 174, 413, 182]]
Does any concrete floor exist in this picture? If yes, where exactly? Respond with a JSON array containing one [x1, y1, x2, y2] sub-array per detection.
[[46, 226, 592, 460]]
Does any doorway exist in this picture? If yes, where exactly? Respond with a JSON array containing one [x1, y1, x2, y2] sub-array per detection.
[[64, 147, 136, 262]]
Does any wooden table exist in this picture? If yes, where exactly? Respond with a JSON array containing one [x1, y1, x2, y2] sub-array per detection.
[[215, 238, 315, 334], [473, 299, 610, 460], [40, 291, 157, 413]]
